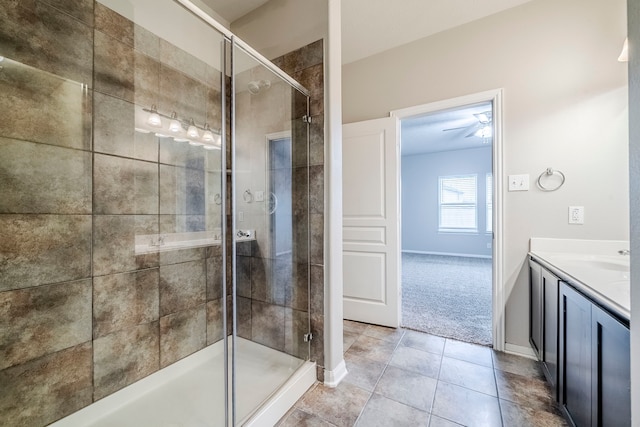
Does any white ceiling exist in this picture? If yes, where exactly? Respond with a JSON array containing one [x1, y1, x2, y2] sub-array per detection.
[[401, 102, 493, 156], [200, 0, 271, 23], [199, 0, 525, 153]]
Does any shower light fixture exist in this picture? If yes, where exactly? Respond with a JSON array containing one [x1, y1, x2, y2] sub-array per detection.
[[203, 123, 215, 142], [141, 105, 221, 149], [169, 112, 182, 133], [147, 105, 162, 127], [618, 38, 629, 62], [187, 119, 200, 138]]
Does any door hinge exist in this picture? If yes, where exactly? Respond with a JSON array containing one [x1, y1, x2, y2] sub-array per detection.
[[302, 115, 312, 124], [303, 333, 313, 342]]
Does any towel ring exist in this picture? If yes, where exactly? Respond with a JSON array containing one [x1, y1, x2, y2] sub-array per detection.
[[243, 189, 253, 203], [537, 168, 565, 192], [214, 193, 222, 206]]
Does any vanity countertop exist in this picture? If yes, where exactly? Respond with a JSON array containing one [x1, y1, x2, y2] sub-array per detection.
[[529, 238, 630, 321]]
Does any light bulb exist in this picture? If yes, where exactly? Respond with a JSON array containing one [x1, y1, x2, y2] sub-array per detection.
[[618, 38, 629, 62], [203, 145, 220, 150], [169, 112, 182, 133], [203, 123, 215, 142], [147, 105, 162, 127], [187, 119, 199, 138], [475, 126, 492, 139]]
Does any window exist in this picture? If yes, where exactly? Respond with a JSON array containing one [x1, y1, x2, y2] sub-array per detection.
[[486, 173, 493, 233], [439, 174, 477, 232]]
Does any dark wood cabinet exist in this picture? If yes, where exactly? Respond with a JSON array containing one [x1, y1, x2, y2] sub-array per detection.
[[530, 259, 630, 427], [529, 260, 543, 358], [529, 259, 559, 389], [542, 267, 559, 390], [559, 282, 592, 427], [591, 304, 630, 427]]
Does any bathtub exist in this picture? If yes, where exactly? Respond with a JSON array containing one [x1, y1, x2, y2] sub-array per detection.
[[51, 338, 316, 427]]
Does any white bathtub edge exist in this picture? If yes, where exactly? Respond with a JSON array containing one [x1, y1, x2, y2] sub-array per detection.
[[243, 361, 317, 427], [51, 341, 225, 427]]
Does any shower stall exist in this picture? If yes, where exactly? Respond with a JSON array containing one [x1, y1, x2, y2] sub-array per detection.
[[0, 0, 315, 425]]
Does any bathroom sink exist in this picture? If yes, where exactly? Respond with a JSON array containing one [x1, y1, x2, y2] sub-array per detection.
[[589, 260, 629, 272]]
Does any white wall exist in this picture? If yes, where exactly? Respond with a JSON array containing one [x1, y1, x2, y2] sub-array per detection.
[[343, 0, 628, 348], [231, 0, 327, 60], [402, 147, 492, 257]]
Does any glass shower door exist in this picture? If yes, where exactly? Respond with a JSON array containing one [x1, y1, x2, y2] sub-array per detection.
[[231, 42, 311, 425]]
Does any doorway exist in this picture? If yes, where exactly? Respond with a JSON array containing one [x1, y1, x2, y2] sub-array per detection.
[[391, 89, 504, 349]]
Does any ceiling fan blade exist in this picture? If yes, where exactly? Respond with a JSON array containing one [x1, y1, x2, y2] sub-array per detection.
[[442, 126, 468, 132]]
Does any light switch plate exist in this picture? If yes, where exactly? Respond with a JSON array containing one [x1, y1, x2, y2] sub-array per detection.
[[508, 174, 529, 191], [255, 190, 264, 202]]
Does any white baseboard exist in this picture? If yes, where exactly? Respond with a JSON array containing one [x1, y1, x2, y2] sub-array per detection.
[[402, 250, 491, 259], [504, 343, 537, 360], [323, 359, 348, 388]]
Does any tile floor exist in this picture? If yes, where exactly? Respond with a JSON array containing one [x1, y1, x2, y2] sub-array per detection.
[[277, 320, 567, 427]]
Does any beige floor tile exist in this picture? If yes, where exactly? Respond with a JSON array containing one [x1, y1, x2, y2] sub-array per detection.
[[277, 408, 338, 427], [297, 381, 371, 427], [438, 356, 497, 396], [432, 381, 502, 427], [500, 399, 568, 427], [362, 324, 405, 344], [400, 330, 446, 355], [389, 345, 442, 379], [443, 339, 493, 368], [495, 369, 556, 411], [492, 350, 544, 378], [355, 393, 429, 427], [374, 365, 437, 411], [343, 352, 386, 392], [346, 335, 397, 364]]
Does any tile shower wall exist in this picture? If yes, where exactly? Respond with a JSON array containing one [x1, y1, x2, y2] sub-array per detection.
[[273, 40, 325, 380], [0, 2, 224, 426]]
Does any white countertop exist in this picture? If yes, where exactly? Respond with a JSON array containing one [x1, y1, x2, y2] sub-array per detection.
[[529, 238, 630, 321]]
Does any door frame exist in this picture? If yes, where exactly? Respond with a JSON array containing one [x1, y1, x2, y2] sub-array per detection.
[[390, 88, 505, 351]]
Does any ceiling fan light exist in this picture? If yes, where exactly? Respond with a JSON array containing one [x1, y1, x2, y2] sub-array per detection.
[[475, 126, 492, 139]]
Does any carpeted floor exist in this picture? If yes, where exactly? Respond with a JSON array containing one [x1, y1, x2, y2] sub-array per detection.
[[401, 253, 493, 346]]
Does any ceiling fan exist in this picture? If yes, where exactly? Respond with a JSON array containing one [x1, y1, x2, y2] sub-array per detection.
[[442, 111, 493, 138]]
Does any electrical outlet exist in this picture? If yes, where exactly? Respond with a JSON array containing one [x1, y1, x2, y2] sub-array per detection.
[[568, 206, 584, 224], [238, 211, 244, 222], [508, 174, 529, 191]]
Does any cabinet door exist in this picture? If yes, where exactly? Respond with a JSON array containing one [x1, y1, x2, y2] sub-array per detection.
[[591, 305, 630, 427], [542, 268, 559, 390], [559, 282, 591, 427], [529, 259, 543, 358]]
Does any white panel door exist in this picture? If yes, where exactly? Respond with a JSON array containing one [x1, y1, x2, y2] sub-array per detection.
[[342, 117, 400, 327]]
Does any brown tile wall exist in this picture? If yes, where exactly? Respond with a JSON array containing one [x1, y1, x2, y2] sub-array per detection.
[[0, 2, 225, 425], [0, 3, 321, 425], [272, 39, 325, 379]]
